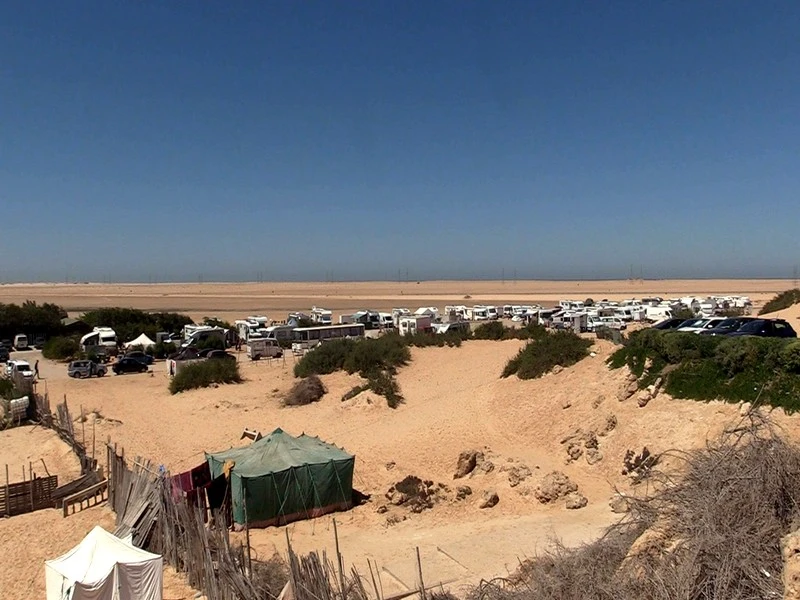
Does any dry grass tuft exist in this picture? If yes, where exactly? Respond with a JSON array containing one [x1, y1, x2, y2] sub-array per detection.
[[470, 411, 800, 600]]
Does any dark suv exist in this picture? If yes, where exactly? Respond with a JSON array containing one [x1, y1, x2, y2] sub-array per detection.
[[0, 347, 9, 362], [726, 318, 797, 338], [698, 317, 757, 336], [112, 357, 149, 375]]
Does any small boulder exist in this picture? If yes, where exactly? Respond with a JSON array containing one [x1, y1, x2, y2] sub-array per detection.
[[477, 460, 495, 474], [561, 399, 572, 409], [507, 465, 532, 488], [456, 485, 472, 500], [609, 495, 630, 514], [534, 471, 578, 504], [637, 390, 651, 408], [478, 490, 499, 509], [565, 492, 588, 510], [592, 395, 604, 408], [599, 414, 617, 436], [566, 444, 584, 463], [552, 365, 564, 375], [454, 450, 482, 479], [739, 402, 752, 417], [585, 448, 603, 465], [376, 505, 388, 514], [583, 432, 599, 449]]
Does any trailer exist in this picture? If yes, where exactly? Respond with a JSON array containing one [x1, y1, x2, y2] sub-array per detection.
[[311, 307, 333, 325]]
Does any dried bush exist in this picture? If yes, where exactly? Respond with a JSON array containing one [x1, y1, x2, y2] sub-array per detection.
[[468, 413, 800, 600], [284, 376, 326, 407]]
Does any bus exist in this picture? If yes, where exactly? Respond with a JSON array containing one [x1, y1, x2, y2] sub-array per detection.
[[291, 324, 366, 353]]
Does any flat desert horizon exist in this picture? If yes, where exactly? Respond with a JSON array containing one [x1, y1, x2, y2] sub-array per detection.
[[0, 278, 793, 321]]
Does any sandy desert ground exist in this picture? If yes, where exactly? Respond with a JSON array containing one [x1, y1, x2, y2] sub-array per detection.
[[0, 279, 794, 322], [2, 280, 799, 599]]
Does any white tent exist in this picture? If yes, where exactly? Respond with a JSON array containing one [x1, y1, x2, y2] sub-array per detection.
[[124, 333, 156, 349], [45, 526, 163, 600]]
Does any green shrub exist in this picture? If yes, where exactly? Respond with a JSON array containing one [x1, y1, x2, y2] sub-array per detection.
[[405, 330, 465, 347], [196, 336, 225, 351], [42, 336, 80, 360], [169, 360, 242, 394], [609, 326, 800, 411], [342, 335, 410, 377], [502, 331, 593, 380], [367, 371, 404, 408], [151, 341, 177, 359], [472, 321, 506, 340], [293, 339, 355, 378], [781, 341, 800, 373], [760, 289, 800, 315]]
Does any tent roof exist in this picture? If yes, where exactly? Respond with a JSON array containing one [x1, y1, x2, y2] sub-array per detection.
[[125, 333, 157, 348], [45, 526, 161, 585], [207, 428, 353, 478]]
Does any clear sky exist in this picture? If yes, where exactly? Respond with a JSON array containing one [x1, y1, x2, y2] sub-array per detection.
[[2, 2, 799, 282]]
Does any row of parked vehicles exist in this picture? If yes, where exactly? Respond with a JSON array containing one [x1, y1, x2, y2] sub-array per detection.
[[652, 316, 797, 338]]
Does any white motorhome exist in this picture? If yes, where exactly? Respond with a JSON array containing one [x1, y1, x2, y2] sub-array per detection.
[[414, 307, 439, 321], [181, 325, 227, 348], [262, 324, 295, 342], [468, 305, 489, 321], [502, 305, 514, 318], [311, 307, 333, 325], [235, 320, 260, 342], [486, 306, 499, 320], [398, 315, 433, 335], [80, 327, 118, 353], [246, 337, 283, 360], [13, 334, 28, 350], [378, 313, 394, 328], [645, 306, 673, 322], [443, 305, 468, 322]]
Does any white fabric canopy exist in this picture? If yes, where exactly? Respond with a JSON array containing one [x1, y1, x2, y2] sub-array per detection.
[[45, 526, 163, 600], [124, 333, 156, 349]]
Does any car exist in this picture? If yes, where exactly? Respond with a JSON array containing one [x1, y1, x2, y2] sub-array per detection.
[[124, 351, 154, 366], [726, 318, 797, 339], [675, 317, 727, 333], [5, 359, 33, 378], [0, 347, 9, 362], [68, 360, 108, 378], [698, 317, 758, 336], [652, 317, 688, 331], [112, 357, 149, 375], [205, 350, 236, 361]]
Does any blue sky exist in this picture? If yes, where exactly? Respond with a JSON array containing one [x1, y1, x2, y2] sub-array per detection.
[[2, 2, 799, 282]]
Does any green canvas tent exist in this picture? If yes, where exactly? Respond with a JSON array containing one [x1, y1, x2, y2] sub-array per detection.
[[206, 428, 354, 528]]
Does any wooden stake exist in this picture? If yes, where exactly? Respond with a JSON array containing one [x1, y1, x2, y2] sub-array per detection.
[[81, 405, 86, 447], [334, 518, 346, 600], [243, 490, 252, 576], [40, 458, 50, 477], [29, 461, 34, 511], [416, 547, 426, 600], [5, 464, 9, 517]]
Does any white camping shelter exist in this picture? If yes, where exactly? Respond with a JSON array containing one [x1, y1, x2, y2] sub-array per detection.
[[46, 526, 163, 600], [124, 333, 156, 350]]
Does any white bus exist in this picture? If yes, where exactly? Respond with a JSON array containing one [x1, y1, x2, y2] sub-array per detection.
[[291, 324, 366, 353]]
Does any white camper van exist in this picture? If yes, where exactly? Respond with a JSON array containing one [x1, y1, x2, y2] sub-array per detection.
[[80, 327, 118, 355], [246, 337, 283, 360], [13, 334, 29, 350]]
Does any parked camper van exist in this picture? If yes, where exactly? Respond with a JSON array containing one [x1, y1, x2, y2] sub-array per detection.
[[486, 306, 499, 320], [469, 306, 489, 321], [379, 313, 394, 329], [246, 338, 283, 360], [13, 334, 29, 351], [80, 327, 118, 356], [645, 306, 673, 323], [311, 307, 333, 325], [181, 325, 227, 348], [398, 315, 433, 335]]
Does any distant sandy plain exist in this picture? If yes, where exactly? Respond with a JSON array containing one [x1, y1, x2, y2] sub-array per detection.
[[0, 279, 794, 321]]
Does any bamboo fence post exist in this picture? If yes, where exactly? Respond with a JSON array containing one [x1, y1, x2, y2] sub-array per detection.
[[5, 465, 9, 517], [29, 461, 34, 511], [416, 547, 426, 600], [243, 492, 252, 576], [334, 518, 346, 600]]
